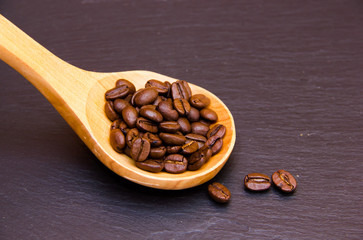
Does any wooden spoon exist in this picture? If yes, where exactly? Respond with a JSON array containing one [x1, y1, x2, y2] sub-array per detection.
[[0, 15, 236, 190]]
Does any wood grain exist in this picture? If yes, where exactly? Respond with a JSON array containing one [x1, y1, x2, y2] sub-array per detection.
[[0, 0, 362, 239]]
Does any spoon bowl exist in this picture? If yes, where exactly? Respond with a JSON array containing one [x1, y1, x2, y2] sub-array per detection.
[[0, 15, 236, 190]]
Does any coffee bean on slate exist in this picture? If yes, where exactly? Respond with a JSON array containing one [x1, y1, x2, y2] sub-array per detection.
[[135, 159, 164, 173], [116, 79, 136, 94], [271, 170, 297, 193], [159, 133, 186, 145], [145, 79, 169, 94], [171, 81, 190, 100], [177, 118, 191, 134], [207, 124, 226, 139], [244, 173, 271, 191], [131, 138, 151, 162], [173, 98, 191, 116], [126, 128, 140, 148], [164, 154, 188, 174], [189, 94, 210, 109], [110, 119, 122, 130], [142, 132, 162, 147], [187, 107, 200, 122], [157, 100, 179, 121], [105, 85, 131, 100], [180, 140, 199, 155], [113, 99, 130, 114], [136, 117, 158, 133], [105, 101, 119, 121], [166, 145, 182, 154], [185, 133, 207, 149], [208, 182, 231, 203], [159, 121, 181, 133], [188, 147, 212, 171], [191, 122, 210, 136], [134, 88, 159, 107], [200, 108, 218, 122], [122, 105, 138, 128], [149, 146, 166, 159], [139, 108, 163, 123], [110, 129, 126, 153], [206, 136, 223, 155]]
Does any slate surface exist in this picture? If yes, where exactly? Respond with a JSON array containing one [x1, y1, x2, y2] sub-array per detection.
[[1, 0, 362, 239]]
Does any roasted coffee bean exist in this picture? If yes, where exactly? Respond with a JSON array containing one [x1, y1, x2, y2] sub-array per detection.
[[164, 81, 172, 97], [191, 122, 210, 136], [171, 81, 190, 100], [189, 94, 210, 109], [113, 99, 130, 114], [122, 105, 138, 128], [207, 124, 226, 139], [180, 140, 199, 155], [208, 182, 231, 203], [179, 80, 192, 99], [140, 104, 157, 110], [134, 88, 159, 107], [145, 79, 169, 94], [166, 145, 182, 154], [206, 136, 223, 155], [105, 85, 131, 100], [173, 98, 191, 116], [130, 88, 143, 106], [272, 170, 297, 193], [185, 133, 207, 149], [199, 119, 212, 126], [105, 101, 119, 121], [149, 146, 166, 159], [124, 94, 132, 103], [110, 119, 122, 130], [164, 154, 188, 174], [177, 118, 191, 134], [187, 107, 200, 122], [135, 159, 164, 173], [110, 129, 126, 153], [118, 120, 129, 134], [126, 128, 140, 148], [157, 100, 179, 121], [200, 108, 218, 122], [159, 121, 181, 133], [159, 133, 186, 145], [131, 138, 151, 162], [136, 117, 158, 133], [124, 146, 132, 158], [244, 173, 271, 191], [116, 79, 136, 94], [142, 132, 162, 147], [139, 108, 163, 123], [188, 147, 212, 171], [152, 96, 164, 106]]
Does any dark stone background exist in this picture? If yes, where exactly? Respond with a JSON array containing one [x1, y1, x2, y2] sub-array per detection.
[[1, 0, 362, 239]]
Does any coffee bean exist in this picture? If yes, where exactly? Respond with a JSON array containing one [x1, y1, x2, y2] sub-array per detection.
[[206, 137, 223, 155], [189, 94, 210, 109], [126, 128, 139, 148], [187, 107, 200, 122], [131, 138, 151, 162], [142, 132, 162, 147], [136, 117, 158, 133], [110, 129, 126, 153], [200, 108, 218, 122], [130, 88, 143, 106], [177, 118, 191, 134], [188, 147, 212, 171], [173, 98, 191, 116], [139, 108, 163, 123], [171, 81, 190, 100], [105, 85, 131, 100], [149, 146, 166, 159], [164, 81, 172, 97], [122, 105, 138, 128], [244, 173, 271, 191], [134, 88, 159, 107], [272, 170, 297, 193], [123, 146, 132, 158], [180, 140, 199, 155], [164, 154, 188, 173], [159, 121, 181, 133], [145, 79, 169, 94], [157, 100, 179, 121], [179, 80, 192, 99], [208, 182, 231, 203], [116, 79, 136, 94], [110, 119, 122, 130], [191, 122, 210, 136], [140, 104, 157, 110], [135, 159, 164, 173], [207, 124, 226, 139], [113, 99, 130, 114], [166, 145, 182, 154], [152, 96, 164, 106], [118, 120, 129, 135], [105, 101, 119, 121], [185, 133, 207, 149], [159, 133, 186, 145]]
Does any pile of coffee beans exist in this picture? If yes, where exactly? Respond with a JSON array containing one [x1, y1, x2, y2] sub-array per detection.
[[104, 79, 226, 174]]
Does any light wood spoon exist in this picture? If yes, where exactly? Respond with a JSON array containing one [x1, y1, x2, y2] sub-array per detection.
[[0, 15, 236, 190]]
